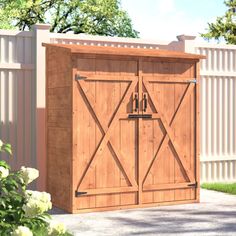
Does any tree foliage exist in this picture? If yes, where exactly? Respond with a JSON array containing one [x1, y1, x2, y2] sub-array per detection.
[[0, 0, 139, 37], [201, 0, 236, 44]]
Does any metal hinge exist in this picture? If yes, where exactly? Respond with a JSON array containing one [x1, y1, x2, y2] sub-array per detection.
[[188, 182, 197, 187], [188, 79, 197, 84], [75, 191, 87, 197], [75, 75, 87, 81]]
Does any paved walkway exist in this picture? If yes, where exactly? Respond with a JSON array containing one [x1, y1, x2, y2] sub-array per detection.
[[51, 189, 236, 236]]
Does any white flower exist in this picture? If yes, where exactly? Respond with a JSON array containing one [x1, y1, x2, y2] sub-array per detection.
[[11, 226, 33, 236], [20, 166, 39, 184], [0, 139, 3, 148], [23, 190, 52, 217], [0, 166, 9, 178], [48, 221, 66, 236]]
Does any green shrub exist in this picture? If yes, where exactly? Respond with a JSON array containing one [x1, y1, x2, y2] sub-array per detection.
[[0, 140, 72, 236]]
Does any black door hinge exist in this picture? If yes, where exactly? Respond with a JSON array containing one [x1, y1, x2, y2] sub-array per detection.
[[188, 79, 197, 84], [75, 75, 87, 81], [75, 191, 87, 197], [188, 182, 197, 187]]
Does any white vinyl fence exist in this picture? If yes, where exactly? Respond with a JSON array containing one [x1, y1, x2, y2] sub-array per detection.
[[0, 24, 236, 189], [196, 45, 236, 182], [174, 38, 236, 182], [0, 30, 36, 182]]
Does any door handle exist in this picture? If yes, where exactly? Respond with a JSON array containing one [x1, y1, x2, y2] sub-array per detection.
[[143, 93, 148, 112], [133, 92, 139, 112]]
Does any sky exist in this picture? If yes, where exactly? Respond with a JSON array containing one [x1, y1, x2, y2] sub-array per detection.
[[120, 0, 227, 42]]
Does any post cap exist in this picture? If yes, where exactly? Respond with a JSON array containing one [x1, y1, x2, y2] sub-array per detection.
[[32, 23, 51, 30], [177, 35, 196, 41]]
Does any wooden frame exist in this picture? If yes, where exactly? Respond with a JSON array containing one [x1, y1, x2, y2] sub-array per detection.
[[44, 44, 203, 213]]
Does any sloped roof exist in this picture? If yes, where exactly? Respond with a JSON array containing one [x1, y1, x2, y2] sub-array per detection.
[[43, 43, 205, 60]]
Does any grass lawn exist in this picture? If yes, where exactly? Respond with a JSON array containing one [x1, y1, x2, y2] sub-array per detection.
[[201, 182, 236, 195]]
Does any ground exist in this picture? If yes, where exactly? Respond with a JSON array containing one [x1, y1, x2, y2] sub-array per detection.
[[51, 189, 236, 236]]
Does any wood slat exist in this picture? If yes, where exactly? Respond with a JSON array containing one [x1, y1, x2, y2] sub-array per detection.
[[195, 62, 201, 201], [143, 182, 196, 191], [76, 75, 137, 81], [71, 199, 199, 214], [43, 43, 205, 60], [143, 76, 196, 83], [138, 59, 143, 204], [79, 186, 138, 196]]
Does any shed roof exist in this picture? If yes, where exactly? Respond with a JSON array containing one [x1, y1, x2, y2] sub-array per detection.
[[43, 43, 205, 60]]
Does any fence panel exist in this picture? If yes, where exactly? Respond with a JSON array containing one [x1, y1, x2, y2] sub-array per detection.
[[195, 45, 236, 182], [0, 30, 36, 182]]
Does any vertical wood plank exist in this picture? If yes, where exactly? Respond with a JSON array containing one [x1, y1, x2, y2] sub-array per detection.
[[46, 47, 72, 212], [138, 58, 143, 205], [174, 83, 188, 201], [196, 62, 201, 202], [120, 81, 137, 205]]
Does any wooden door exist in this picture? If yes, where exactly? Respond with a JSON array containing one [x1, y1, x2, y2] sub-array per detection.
[[73, 57, 197, 211], [73, 74, 140, 210], [140, 76, 197, 204]]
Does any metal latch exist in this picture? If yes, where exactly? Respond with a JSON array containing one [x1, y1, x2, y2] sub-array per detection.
[[75, 191, 87, 197], [75, 75, 87, 81], [128, 114, 152, 119]]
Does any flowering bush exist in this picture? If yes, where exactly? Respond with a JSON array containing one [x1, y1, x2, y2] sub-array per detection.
[[20, 167, 39, 185], [0, 165, 9, 178], [11, 226, 33, 236], [0, 140, 72, 236], [48, 221, 66, 236], [23, 190, 52, 218]]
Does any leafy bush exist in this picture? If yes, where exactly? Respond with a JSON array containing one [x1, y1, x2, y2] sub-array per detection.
[[0, 140, 72, 236]]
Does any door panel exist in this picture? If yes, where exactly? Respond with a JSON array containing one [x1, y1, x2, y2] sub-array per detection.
[[74, 75, 139, 209], [141, 76, 196, 203], [74, 73, 197, 210]]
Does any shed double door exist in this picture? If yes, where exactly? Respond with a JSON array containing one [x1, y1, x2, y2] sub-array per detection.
[[74, 74, 197, 210]]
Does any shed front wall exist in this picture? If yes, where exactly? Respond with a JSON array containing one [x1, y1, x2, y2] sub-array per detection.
[[71, 54, 199, 213]]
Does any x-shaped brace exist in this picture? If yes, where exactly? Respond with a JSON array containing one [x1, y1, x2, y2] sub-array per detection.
[[142, 78, 195, 184], [76, 79, 138, 190]]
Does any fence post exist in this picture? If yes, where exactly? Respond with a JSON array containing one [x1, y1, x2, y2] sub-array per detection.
[[176, 34, 196, 53], [33, 24, 50, 191]]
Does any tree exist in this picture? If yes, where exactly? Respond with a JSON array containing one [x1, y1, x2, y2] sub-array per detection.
[[201, 0, 236, 44], [0, 0, 139, 38]]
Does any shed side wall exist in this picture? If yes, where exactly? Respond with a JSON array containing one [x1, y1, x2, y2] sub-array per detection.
[[46, 47, 72, 211]]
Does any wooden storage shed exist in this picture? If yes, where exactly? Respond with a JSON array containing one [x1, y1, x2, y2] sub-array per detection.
[[44, 43, 204, 213]]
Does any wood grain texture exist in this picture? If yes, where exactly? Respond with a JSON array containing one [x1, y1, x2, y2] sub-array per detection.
[[45, 45, 201, 213], [43, 43, 205, 60], [71, 199, 199, 214], [195, 62, 201, 202], [46, 47, 72, 212]]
